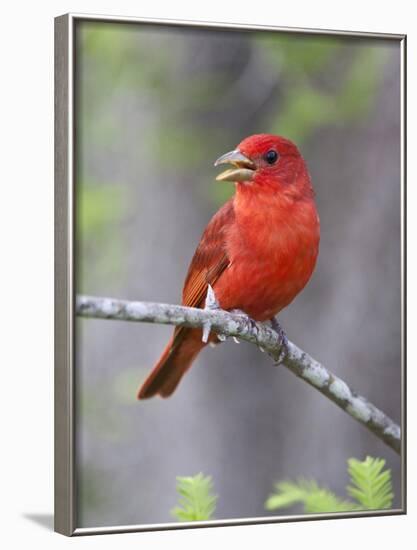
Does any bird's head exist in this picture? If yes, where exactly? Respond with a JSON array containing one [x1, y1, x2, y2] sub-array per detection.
[[214, 134, 313, 198]]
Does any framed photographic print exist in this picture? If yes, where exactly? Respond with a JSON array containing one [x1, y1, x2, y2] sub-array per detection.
[[55, 13, 406, 536]]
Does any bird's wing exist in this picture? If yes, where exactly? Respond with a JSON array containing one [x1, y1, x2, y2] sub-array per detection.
[[170, 200, 234, 351], [182, 199, 234, 308]]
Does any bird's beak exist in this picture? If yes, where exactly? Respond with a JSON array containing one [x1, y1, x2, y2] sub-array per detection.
[[214, 149, 256, 182]]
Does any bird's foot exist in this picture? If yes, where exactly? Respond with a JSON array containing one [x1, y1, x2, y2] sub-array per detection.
[[230, 309, 261, 345], [270, 317, 289, 364], [202, 285, 225, 343], [229, 308, 247, 317], [228, 309, 247, 343]]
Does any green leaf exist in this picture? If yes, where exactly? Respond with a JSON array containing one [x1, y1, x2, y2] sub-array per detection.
[[347, 457, 394, 510], [171, 473, 218, 522], [265, 479, 358, 514], [265, 456, 394, 515]]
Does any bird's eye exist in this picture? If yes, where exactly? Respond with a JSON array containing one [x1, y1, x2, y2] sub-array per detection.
[[265, 150, 278, 164]]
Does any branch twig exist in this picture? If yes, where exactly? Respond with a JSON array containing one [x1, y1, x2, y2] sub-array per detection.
[[76, 294, 401, 454]]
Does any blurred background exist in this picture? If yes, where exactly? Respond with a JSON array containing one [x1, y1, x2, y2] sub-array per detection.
[[74, 21, 402, 528]]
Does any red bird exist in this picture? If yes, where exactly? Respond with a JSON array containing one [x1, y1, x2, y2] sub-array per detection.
[[138, 134, 320, 399]]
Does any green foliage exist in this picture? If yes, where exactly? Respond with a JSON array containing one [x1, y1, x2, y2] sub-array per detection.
[[80, 22, 171, 93], [265, 456, 393, 514], [76, 181, 130, 293], [337, 49, 383, 121], [258, 34, 342, 76], [170, 458, 393, 522], [171, 473, 218, 522], [77, 21, 390, 215], [276, 86, 337, 144], [255, 33, 387, 144], [265, 479, 358, 513], [347, 457, 394, 510], [77, 182, 127, 238]]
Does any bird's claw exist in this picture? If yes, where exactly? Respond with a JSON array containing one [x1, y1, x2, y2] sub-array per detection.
[[228, 309, 249, 344], [229, 308, 247, 317], [230, 309, 264, 348], [231, 309, 258, 330], [270, 317, 289, 365]]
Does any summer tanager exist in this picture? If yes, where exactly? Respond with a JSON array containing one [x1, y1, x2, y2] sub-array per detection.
[[138, 134, 320, 399]]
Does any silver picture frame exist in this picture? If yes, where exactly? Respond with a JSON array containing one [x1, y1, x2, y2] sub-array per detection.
[[55, 13, 407, 536]]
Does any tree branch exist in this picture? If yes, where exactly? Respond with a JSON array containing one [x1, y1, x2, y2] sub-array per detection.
[[76, 294, 401, 455]]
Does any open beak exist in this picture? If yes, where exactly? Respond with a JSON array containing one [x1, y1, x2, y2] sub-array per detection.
[[214, 149, 256, 182]]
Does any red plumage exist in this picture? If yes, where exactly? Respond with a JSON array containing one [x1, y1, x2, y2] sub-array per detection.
[[138, 134, 320, 399]]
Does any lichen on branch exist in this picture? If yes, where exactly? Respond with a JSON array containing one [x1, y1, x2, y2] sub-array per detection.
[[76, 294, 401, 454]]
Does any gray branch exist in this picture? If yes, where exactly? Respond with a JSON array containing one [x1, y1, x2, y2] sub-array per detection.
[[76, 294, 401, 454]]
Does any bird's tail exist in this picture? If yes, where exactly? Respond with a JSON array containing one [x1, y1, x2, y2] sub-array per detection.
[[137, 328, 206, 399]]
